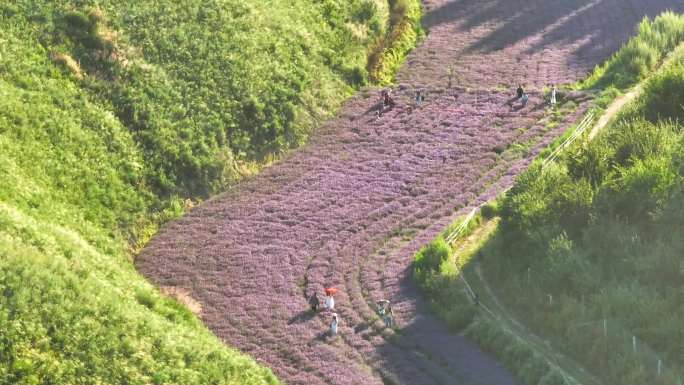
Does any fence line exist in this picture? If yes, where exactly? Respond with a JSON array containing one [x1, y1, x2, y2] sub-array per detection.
[[568, 318, 682, 384], [542, 111, 595, 169], [445, 109, 595, 243], [457, 266, 585, 385], [441, 109, 601, 385]]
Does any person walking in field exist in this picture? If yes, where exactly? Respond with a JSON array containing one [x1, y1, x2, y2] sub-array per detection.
[[383, 304, 395, 328], [376, 299, 394, 327], [415, 90, 424, 106], [550, 84, 557, 106], [516, 84, 524, 100], [330, 313, 339, 336], [309, 292, 320, 312]]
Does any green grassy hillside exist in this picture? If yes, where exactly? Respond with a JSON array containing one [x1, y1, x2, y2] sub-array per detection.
[[413, 12, 684, 385], [0, 1, 421, 383], [486, 44, 684, 385]]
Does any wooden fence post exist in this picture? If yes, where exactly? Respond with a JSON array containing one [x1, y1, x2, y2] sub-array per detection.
[[632, 336, 637, 353], [603, 319, 607, 338]]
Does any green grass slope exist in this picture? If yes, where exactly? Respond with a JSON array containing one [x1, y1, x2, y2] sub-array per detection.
[[486, 44, 684, 385], [413, 12, 684, 385], [0, 1, 421, 383], [4, 0, 420, 198]]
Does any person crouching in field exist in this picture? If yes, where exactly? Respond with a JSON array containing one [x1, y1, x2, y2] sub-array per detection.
[[330, 313, 339, 336], [381, 89, 396, 111]]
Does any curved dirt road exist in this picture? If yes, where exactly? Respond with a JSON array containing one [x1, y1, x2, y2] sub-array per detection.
[[138, 1, 684, 384]]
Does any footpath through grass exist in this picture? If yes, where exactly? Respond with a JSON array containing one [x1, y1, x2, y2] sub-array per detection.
[[413, 12, 684, 385], [0, 1, 422, 384]]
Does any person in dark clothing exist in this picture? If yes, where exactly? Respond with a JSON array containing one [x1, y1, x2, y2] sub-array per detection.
[[381, 89, 396, 109], [309, 292, 320, 312], [415, 90, 424, 105], [516, 84, 524, 99]]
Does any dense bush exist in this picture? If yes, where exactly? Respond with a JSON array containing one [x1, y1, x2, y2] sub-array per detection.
[[412, 235, 478, 332], [414, 236, 450, 275], [640, 64, 684, 123]]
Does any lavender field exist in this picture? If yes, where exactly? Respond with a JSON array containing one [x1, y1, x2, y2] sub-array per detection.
[[138, 1, 684, 384]]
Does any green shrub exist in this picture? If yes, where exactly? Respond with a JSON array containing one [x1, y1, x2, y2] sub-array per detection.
[[567, 136, 615, 187], [606, 119, 678, 167], [135, 287, 158, 309], [480, 201, 499, 219], [597, 154, 677, 221], [640, 66, 684, 122], [414, 237, 451, 274]]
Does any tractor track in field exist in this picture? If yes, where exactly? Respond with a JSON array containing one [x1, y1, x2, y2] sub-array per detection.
[[138, 1, 684, 384]]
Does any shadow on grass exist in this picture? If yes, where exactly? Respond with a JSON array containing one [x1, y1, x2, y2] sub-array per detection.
[[288, 309, 317, 325]]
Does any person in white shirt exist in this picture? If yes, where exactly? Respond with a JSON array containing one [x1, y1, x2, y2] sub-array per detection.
[[325, 294, 335, 311], [330, 313, 339, 336]]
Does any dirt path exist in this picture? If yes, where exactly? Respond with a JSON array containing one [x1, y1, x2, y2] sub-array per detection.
[[138, 2, 684, 384], [587, 87, 641, 140]]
